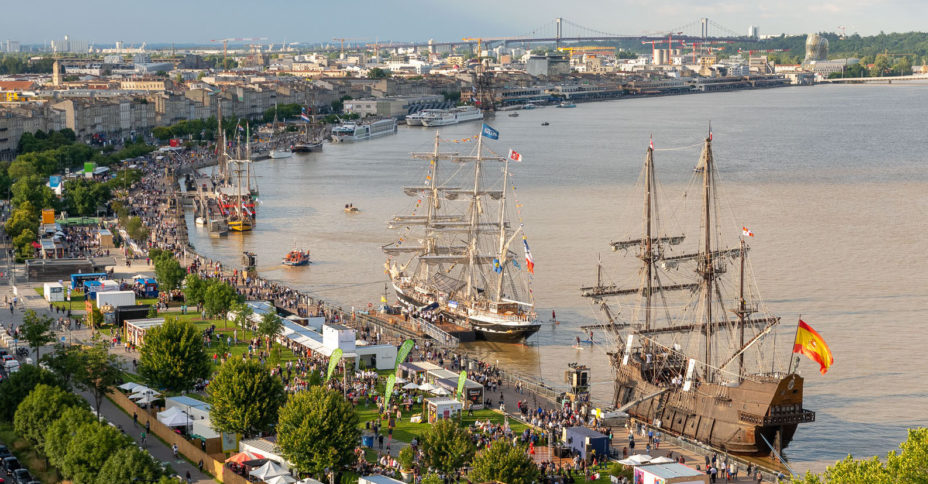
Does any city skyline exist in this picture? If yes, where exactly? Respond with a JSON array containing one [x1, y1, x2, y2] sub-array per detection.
[[2, 0, 927, 45]]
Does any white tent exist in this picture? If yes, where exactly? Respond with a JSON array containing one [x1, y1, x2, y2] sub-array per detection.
[[418, 383, 436, 392], [649, 456, 675, 464], [157, 407, 189, 427], [129, 388, 159, 400], [431, 387, 451, 396], [402, 382, 419, 390], [249, 460, 288, 480], [118, 382, 141, 391], [298, 478, 324, 484], [627, 454, 652, 464], [616, 458, 638, 466], [395, 377, 408, 384], [135, 394, 161, 405], [266, 475, 297, 484]]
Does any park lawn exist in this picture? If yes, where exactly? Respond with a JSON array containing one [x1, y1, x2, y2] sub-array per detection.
[[0, 422, 63, 483], [186, 318, 300, 367], [355, 404, 529, 444]]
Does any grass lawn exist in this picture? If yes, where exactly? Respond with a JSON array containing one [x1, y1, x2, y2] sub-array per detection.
[[356, 403, 529, 444], [0, 422, 63, 483]]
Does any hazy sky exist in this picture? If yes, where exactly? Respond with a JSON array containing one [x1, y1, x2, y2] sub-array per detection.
[[3, 0, 925, 45]]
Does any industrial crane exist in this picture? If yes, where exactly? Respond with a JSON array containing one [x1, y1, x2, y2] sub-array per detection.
[[332, 37, 366, 57], [641, 32, 683, 61], [210, 37, 268, 67]]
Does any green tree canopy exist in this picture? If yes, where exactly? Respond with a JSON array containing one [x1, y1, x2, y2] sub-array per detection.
[[153, 252, 186, 291], [208, 358, 286, 437], [419, 418, 476, 475], [204, 280, 242, 323], [41, 344, 84, 389], [95, 446, 164, 484], [183, 273, 209, 304], [138, 318, 211, 391], [0, 364, 65, 421], [231, 301, 255, 334], [13, 383, 88, 453], [257, 311, 283, 352], [60, 421, 132, 484], [277, 387, 361, 478], [19, 309, 56, 362], [469, 439, 540, 484], [74, 343, 124, 415], [45, 405, 97, 468], [792, 427, 928, 483]]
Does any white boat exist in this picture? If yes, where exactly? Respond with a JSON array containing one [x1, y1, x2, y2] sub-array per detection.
[[195, 217, 206, 226], [331, 118, 397, 142], [420, 106, 483, 127], [406, 109, 443, 126], [269, 148, 293, 159]]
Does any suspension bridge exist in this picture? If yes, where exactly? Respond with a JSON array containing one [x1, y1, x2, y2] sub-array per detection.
[[368, 17, 756, 51]]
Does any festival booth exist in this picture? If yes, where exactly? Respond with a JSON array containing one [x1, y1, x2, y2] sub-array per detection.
[[424, 397, 463, 423], [124, 318, 165, 346], [633, 463, 709, 484], [133, 276, 159, 297], [239, 437, 289, 472], [278, 319, 397, 370], [97, 290, 136, 308], [398, 361, 442, 383], [97, 228, 115, 248], [43, 282, 65, 302], [564, 426, 610, 461], [434, 377, 485, 409], [83, 279, 119, 301], [425, 368, 459, 383]]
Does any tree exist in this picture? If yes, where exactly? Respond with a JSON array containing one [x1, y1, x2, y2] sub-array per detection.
[[60, 421, 131, 484], [183, 273, 209, 305], [367, 67, 391, 79], [204, 280, 241, 326], [126, 215, 148, 241], [469, 439, 540, 484], [138, 318, 211, 392], [13, 228, 36, 260], [872, 54, 892, 76], [257, 311, 283, 352], [41, 344, 84, 389], [419, 418, 476, 475], [0, 364, 64, 421], [231, 301, 255, 335], [95, 446, 164, 484], [208, 358, 286, 437], [19, 309, 56, 362], [792, 428, 928, 483], [45, 405, 96, 468], [277, 387, 361, 478], [74, 344, 124, 416], [13, 383, 88, 453], [153, 252, 186, 291]]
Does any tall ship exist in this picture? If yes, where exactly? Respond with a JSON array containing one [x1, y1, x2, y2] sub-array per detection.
[[420, 106, 484, 127], [293, 106, 324, 152], [383, 131, 540, 341], [331, 118, 397, 143], [214, 110, 258, 232], [581, 134, 814, 459]]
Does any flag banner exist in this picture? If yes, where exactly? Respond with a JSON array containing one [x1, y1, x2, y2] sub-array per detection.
[[456, 370, 468, 399], [301, 113, 311, 122], [523, 239, 535, 274], [481, 123, 499, 140], [508, 149, 523, 162], [493, 258, 502, 273], [384, 374, 396, 410], [326, 348, 343, 382], [395, 339, 414, 370], [742, 226, 754, 237], [793, 320, 834, 375]]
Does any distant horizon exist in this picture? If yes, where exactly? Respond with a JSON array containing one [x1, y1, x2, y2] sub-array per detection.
[[3, 0, 927, 45]]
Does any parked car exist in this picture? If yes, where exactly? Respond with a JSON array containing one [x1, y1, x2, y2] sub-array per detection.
[[1, 456, 20, 474], [11, 469, 30, 484]]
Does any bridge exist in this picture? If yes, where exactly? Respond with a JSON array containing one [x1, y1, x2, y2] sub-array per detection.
[[818, 73, 928, 83], [359, 17, 756, 51]]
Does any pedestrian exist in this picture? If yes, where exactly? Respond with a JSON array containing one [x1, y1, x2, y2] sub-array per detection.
[[185, 470, 191, 483], [133, 411, 138, 428], [140, 430, 147, 446], [172, 443, 178, 458]]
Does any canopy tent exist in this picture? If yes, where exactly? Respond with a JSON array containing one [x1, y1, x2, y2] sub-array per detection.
[[129, 388, 159, 400], [395, 377, 408, 384], [616, 458, 638, 466], [157, 407, 190, 427], [266, 475, 297, 484], [226, 451, 265, 464], [118, 382, 141, 391], [402, 382, 420, 390], [649, 456, 676, 464], [418, 382, 437, 392], [249, 460, 288, 480], [627, 454, 653, 464], [432, 387, 451, 396], [135, 394, 161, 405], [298, 479, 325, 484]]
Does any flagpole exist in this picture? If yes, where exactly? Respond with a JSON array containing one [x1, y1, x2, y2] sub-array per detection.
[[787, 315, 801, 374]]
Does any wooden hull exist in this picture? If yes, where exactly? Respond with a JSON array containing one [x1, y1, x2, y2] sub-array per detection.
[[614, 357, 813, 456]]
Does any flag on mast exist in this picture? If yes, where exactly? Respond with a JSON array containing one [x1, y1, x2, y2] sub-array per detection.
[[793, 320, 834, 375], [481, 123, 499, 140], [507, 149, 522, 162], [523, 239, 534, 274], [742, 226, 754, 237]]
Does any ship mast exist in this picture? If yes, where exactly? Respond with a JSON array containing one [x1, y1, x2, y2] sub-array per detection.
[[494, 156, 510, 302], [738, 237, 746, 380], [699, 134, 715, 382], [643, 142, 655, 332], [464, 131, 484, 300]]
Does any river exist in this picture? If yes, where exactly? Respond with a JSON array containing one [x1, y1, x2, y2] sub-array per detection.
[[186, 84, 928, 471]]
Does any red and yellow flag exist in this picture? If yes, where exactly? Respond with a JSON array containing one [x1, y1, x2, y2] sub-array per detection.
[[793, 320, 834, 375]]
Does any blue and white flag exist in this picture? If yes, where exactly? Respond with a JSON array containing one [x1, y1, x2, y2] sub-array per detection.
[[301, 113, 311, 122], [481, 123, 499, 140]]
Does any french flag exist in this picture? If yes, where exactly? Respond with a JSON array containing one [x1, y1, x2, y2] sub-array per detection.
[[523, 239, 534, 274]]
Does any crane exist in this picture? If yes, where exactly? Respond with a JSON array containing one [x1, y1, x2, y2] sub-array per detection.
[[838, 26, 847, 40], [210, 37, 268, 67], [332, 37, 366, 58], [642, 32, 683, 63]]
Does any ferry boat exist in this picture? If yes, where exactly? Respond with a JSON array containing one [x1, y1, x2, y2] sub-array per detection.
[[331, 118, 397, 143], [282, 249, 310, 266], [406, 109, 443, 126], [420, 106, 484, 127], [383, 131, 541, 342]]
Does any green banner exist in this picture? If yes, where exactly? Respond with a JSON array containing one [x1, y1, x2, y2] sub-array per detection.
[[456, 370, 467, 399], [326, 348, 343, 382], [383, 374, 396, 410], [395, 339, 414, 370]]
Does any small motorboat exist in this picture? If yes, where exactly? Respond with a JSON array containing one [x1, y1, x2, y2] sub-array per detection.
[[195, 217, 206, 226], [508, 113, 519, 117], [556, 102, 576, 108], [541, 122, 550, 126], [282, 249, 311, 266], [344, 203, 360, 214]]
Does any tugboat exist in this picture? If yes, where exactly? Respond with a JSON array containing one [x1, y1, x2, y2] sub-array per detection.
[[344, 203, 360, 214], [282, 249, 311, 266]]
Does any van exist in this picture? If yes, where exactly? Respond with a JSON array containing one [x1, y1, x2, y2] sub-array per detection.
[[4, 359, 20, 373]]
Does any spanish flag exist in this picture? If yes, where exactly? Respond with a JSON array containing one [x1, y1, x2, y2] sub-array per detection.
[[793, 320, 834, 375]]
